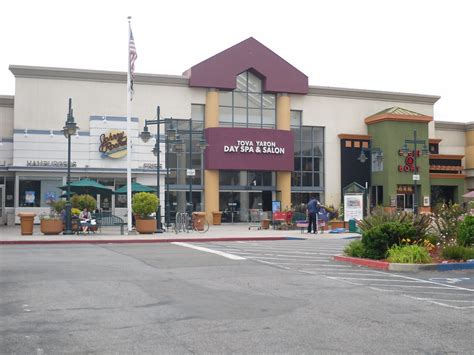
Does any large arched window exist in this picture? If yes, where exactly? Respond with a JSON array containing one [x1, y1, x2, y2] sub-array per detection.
[[219, 71, 276, 128]]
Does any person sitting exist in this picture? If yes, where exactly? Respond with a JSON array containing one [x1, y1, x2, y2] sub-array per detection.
[[79, 207, 92, 233]]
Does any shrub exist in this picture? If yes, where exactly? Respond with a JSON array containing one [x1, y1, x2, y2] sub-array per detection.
[[358, 210, 433, 238], [361, 222, 417, 260], [53, 200, 66, 213], [441, 246, 474, 261], [344, 239, 366, 258], [71, 208, 81, 216], [457, 215, 474, 247], [387, 245, 432, 264], [132, 192, 159, 218], [71, 194, 96, 211], [424, 233, 439, 247], [358, 210, 411, 233], [432, 203, 465, 246]]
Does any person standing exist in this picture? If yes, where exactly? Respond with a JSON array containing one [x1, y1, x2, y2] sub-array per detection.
[[307, 196, 320, 234]]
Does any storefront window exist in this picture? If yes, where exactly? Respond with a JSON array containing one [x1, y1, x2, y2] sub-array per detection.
[[19, 177, 62, 207], [5, 177, 14, 207], [219, 71, 276, 128], [291, 118, 325, 189]]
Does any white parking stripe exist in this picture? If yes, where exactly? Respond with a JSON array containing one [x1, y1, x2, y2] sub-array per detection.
[[220, 248, 338, 256], [329, 277, 431, 283], [377, 290, 474, 296], [171, 242, 246, 260], [369, 270, 474, 292], [411, 298, 474, 303], [403, 295, 474, 310], [247, 256, 331, 262], [364, 285, 464, 289]]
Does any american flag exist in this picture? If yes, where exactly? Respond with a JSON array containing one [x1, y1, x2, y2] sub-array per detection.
[[129, 28, 137, 100]]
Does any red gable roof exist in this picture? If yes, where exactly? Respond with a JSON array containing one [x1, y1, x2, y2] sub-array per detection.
[[184, 37, 308, 95]]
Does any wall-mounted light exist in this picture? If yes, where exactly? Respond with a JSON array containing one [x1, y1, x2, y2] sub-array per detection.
[[50, 129, 54, 137], [0, 138, 3, 146], [24, 129, 28, 137], [103, 115, 107, 123], [75, 130, 80, 139]]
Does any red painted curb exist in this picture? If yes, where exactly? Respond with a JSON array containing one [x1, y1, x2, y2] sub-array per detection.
[[334, 255, 389, 270], [0, 236, 288, 245]]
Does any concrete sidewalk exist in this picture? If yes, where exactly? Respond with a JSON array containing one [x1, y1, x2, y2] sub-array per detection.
[[0, 224, 360, 244]]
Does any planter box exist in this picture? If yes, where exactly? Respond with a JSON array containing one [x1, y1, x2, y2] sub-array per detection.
[[192, 212, 207, 231], [212, 212, 222, 225], [136, 218, 156, 234], [40, 219, 63, 235], [329, 220, 348, 230], [18, 213, 36, 235]]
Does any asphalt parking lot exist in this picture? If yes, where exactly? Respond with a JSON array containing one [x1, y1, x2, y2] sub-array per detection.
[[193, 239, 474, 310], [1, 239, 473, 353]]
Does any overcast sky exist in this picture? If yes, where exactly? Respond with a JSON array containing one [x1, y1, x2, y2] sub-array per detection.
[[2, 0, 473, 122]]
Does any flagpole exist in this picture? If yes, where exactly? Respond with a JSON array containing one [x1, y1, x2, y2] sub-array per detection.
[[126, 16, 133, 233]]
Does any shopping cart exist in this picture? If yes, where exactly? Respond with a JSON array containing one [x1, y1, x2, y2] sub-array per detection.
[[248, 209, 263, 230]]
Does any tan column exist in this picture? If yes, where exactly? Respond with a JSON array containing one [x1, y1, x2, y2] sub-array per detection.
[[204, 89, 220, 223], [466, 130, 474, 169], [276, 93, 291, 210]]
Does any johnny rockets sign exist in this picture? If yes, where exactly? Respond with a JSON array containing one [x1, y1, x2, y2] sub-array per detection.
[[204, 127, 294, 171]]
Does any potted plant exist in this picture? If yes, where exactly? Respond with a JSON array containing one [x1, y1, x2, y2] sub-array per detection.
[[132, 192, 159, 234], [39, 210, 63, 235]]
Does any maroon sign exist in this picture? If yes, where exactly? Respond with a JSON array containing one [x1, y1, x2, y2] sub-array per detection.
[[204, 127, 294, 171]]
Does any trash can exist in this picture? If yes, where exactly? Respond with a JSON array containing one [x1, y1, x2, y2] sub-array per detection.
[[349, 219, 357, 233], [212, 212, 223, 225], [17, 212, 36, 235]]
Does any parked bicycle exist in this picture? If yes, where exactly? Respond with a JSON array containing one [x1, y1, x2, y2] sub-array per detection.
[[174, 212, 209, 233]]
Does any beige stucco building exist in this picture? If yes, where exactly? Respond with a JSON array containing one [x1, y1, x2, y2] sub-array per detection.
[[0, 37, 472, 225]]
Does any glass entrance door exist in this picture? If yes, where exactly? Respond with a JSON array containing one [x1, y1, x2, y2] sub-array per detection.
[[396, 194, 405, 210], [219, 191, 269, 223]]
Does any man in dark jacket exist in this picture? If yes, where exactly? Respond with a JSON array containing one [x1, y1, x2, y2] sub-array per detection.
[[307, 196, 321, 233]]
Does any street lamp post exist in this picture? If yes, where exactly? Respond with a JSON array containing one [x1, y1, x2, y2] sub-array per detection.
[[62, 98, 79, 235], [139, 106, 164, 233], [140, 111, 206, 230], [358, 146, 383, 216], [140, 107, 182, 230], [400, 129, 429, 215]]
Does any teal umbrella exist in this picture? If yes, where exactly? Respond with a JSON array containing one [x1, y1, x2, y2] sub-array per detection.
[[114, 182, 156, 194], [60, 178, 113, 195]]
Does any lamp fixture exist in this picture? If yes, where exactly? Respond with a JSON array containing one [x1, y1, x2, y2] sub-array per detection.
[[50, 129, 54, 137], [166, 123, 177, 141], [103, 115, 107, 123], [173, 135, 185, 153], [358, 150, 368, 163], [401, 143, 409, 155], [421, 143, 429, 155], [139, 125, 151, 143], [198, 137, 208, 151], [24, 128, 28, 137]]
